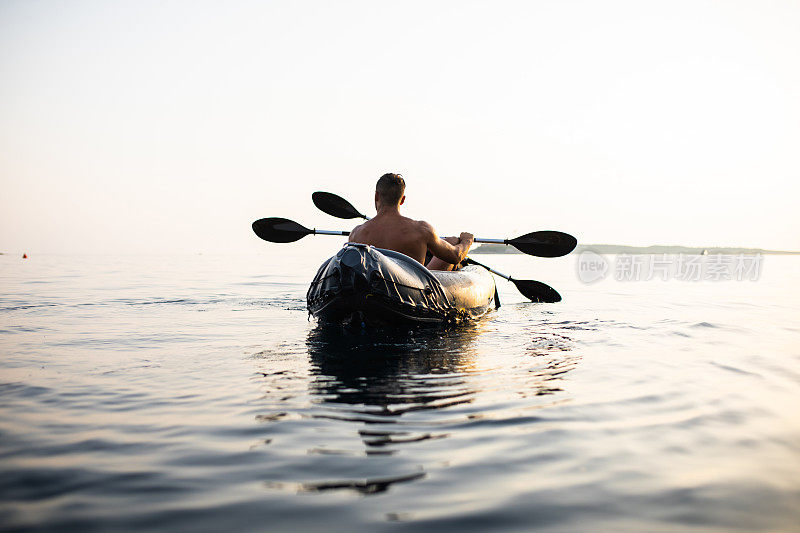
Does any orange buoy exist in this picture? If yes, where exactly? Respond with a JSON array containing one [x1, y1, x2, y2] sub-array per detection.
[[22, 253, 27, 259]]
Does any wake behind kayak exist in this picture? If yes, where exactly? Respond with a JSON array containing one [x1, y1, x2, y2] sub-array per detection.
[[306, 243, 496, 327]]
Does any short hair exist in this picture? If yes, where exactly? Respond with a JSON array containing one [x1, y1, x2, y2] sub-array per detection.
[[375, 173, 405, 205]]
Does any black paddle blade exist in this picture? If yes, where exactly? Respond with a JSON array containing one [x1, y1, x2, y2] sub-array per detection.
[[312, 191, 366, 220], [508, 231, 577, 258], [252, 217, 311, 243], [511, 279, 562, 303]]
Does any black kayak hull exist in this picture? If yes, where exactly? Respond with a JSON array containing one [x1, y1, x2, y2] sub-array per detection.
[[306, 243, 496, 327]]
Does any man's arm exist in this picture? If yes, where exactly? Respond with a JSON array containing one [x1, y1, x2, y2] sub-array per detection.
[[421, 222, 474, 265]]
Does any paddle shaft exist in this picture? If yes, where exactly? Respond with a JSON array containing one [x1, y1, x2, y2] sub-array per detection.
[[464, 258, 514, 281], [305, 227, 515, 245], [307, 229, 350, 236]]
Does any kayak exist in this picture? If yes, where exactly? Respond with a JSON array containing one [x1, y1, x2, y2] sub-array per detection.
[[307, 243, 497, 326], [307, 243, 497, 327]]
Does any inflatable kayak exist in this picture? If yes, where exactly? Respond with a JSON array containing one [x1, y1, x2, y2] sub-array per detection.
[[307, 243, 497, 326]]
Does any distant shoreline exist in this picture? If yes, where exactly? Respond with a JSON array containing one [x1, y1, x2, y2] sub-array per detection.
[[472, 244, 800, 255]]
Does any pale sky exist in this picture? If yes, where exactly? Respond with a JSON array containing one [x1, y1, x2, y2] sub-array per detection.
[[1, 0, 798, 254]]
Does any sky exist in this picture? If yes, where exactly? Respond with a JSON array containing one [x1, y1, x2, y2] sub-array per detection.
[[1, 0, 798, 254]]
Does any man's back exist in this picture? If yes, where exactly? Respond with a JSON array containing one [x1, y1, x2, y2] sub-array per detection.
[[348, 213, 428, 265]]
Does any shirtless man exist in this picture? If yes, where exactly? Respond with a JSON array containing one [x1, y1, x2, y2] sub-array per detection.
[[348, 173, 474, 271]]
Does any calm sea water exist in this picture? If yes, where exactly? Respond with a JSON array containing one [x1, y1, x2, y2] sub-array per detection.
[[1, 249, 799, 532]]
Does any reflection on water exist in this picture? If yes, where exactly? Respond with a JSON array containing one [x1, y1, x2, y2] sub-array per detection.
[[306, 324, 483, 415], [284, 471, 427, 496], [252, 321, 580, 497], [294, 324, 483, 494]]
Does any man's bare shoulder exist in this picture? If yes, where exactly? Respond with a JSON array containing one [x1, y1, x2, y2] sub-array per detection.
[[409, 218, 437, 240], [348, 222, 365, 241]]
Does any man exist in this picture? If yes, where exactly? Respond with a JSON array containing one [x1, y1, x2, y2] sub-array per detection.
[[348, 173, 474, 271]]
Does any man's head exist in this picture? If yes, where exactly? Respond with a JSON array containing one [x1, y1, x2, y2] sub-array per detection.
[[375, 173, 406, 208]]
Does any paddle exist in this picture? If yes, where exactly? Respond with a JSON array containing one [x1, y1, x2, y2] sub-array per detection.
[[463, 258, 562, 303], [253, 218, 564, 303], [484, 230, 577, 258], [309, 191, 568, 302], [311, 191, 577, 258], [312, 191, 369, 220], [252, 217, 349, 243]]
